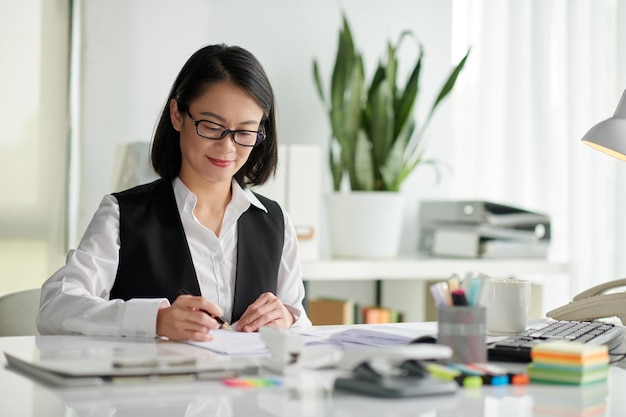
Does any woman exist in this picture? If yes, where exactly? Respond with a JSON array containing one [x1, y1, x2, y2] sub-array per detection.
[[37, 44, 311, 341]]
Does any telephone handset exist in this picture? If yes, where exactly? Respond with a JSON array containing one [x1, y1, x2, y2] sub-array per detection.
[[546, 278, 626, 325]]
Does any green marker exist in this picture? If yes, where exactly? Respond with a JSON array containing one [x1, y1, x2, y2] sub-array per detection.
[[426, 363, 482, 388]]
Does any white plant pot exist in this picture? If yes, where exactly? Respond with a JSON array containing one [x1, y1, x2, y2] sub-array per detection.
[[327, 191, 405, 258]]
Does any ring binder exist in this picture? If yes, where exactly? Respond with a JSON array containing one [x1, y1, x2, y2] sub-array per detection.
[[418, 200, 551, 259]]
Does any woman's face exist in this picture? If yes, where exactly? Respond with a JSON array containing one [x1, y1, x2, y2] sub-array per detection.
[[170, 81, 264, 187]]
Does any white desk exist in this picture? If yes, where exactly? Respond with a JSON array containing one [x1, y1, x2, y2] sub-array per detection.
[[2, 324, 626, 417]]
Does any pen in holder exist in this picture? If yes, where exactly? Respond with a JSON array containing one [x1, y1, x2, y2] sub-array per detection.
[[437, 305, 486, 364]]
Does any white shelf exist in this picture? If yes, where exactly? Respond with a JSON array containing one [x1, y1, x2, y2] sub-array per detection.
[[301, 257, 570, 322], [301, 257, 568, 281]]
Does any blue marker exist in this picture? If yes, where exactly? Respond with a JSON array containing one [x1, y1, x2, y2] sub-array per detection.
[[467, 278, 482, 306], [448, 363, 509, 386]]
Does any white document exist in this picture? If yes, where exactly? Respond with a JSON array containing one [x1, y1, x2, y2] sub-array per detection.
[[186, 329, 270, 356], [188, 325, 446, 356], [328, 326, 424, 347], [295, 324, 437, 348], [187, 329, 339, 356]]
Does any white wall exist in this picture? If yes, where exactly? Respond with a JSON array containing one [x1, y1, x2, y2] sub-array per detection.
[[615, 1, 626, 277], [74, 0, 456, 255]]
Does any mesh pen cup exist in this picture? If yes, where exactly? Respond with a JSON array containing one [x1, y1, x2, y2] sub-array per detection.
[[437, 305, 487, 363]]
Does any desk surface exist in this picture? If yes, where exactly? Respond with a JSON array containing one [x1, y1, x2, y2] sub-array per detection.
[[2, 325, 626, 417]]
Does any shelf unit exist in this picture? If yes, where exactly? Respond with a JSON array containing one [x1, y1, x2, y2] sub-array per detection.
[[300, 257, 569, 322], [301, 257, 568, 281]]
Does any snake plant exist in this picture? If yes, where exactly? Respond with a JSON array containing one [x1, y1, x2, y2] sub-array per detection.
[[313, 15, 470, 192]]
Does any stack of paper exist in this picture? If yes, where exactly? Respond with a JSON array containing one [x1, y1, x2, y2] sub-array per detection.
[[527, 341, 610, 385], [328, 326, 417, 347]]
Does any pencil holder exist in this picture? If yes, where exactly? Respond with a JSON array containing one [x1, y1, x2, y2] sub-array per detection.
[[437, 305, 487, 364]]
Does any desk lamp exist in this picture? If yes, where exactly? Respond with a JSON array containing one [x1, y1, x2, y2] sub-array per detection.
[[581, 90, 626, 160]]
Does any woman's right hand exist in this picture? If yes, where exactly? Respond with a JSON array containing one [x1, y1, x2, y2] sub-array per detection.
[[156, 294, 223, 341]]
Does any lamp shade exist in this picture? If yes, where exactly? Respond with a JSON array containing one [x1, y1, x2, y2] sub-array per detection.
[[581, 90, 626, 161]]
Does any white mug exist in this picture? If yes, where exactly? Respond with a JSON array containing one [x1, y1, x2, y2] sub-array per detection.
[[483, 278, 530, 334]]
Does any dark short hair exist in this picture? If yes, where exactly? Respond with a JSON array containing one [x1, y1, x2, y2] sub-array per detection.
[[151, 44, 278, 187]]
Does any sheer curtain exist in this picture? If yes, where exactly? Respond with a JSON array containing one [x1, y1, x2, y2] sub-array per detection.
[[450, 0, 624, 296]]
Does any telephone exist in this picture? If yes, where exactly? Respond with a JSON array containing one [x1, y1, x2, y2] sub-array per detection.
[[546, 278, 626, 324]]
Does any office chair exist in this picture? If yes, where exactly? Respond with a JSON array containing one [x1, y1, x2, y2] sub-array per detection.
[[0, 288, 41, 336]]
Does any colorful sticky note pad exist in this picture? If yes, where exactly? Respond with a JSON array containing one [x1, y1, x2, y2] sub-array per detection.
[[530, 341, 609, 366], [222, 378, 282, 388], [529, 340, 610, 386]]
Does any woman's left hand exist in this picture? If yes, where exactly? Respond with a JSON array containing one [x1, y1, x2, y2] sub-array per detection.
[[235, 292, 295, 332]]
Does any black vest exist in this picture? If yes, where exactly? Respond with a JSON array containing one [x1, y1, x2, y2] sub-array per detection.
[[111, 179, 284, 322]]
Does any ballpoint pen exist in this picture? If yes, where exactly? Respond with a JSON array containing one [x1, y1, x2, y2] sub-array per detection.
[[179, 289, 232, 331]]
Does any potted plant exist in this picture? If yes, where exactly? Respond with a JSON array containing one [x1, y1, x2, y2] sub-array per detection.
[[313, 15, 469, 258]]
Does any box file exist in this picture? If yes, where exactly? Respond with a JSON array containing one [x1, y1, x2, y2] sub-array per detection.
[[418, 200, 551, 229], [253, 145, 321, 260], [307, 298, 355, 325], [362, 306, 392, 324]]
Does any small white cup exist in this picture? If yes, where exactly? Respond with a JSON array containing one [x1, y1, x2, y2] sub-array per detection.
[[483, 278, 530, 334]]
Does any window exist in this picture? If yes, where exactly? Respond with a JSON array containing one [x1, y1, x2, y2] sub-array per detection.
[[0, 0, 70, 295]]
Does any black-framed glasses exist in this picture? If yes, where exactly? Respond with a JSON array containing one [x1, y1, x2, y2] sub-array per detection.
[[185, 109, 265, 147]]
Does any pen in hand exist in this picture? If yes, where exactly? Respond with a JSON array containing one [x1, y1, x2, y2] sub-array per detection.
[[179, 289, 232, 331]]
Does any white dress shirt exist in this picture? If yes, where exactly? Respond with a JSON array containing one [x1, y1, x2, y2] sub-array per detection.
[[37, 178, 311, 337]]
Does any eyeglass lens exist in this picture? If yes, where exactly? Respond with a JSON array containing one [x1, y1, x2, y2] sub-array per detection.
[[196, 120, 263, 147]]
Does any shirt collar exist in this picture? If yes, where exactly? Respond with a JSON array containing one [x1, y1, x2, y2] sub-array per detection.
[[172, 177, 267, 214]]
